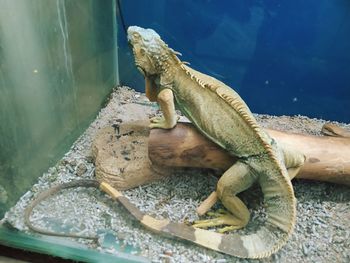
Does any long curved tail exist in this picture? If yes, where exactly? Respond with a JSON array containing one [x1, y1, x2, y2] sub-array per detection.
[[24, 180, 100, 240], [25, 179, 295, 259], [101, 171, 296, 259]]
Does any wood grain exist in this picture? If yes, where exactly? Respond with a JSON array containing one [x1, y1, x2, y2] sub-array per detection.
[[149, 123, 350, 186]]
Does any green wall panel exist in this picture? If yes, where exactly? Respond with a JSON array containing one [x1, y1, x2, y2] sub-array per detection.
[[0, 0, 118, 217]]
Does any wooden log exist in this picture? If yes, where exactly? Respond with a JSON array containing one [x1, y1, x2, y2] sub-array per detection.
[[149, 122, 350, 186]]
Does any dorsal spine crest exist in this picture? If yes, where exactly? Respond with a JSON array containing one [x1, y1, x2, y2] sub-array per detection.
[[178, 63, 295, 215]]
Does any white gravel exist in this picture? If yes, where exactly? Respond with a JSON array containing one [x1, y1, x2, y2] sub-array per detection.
[[4, 86, 350, 263]]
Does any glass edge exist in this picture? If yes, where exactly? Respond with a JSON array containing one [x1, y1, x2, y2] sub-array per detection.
[[0, 224, 149, 263]]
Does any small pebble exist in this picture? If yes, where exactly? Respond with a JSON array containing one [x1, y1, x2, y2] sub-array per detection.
[[69, 159, 77, 166], [215, 259, 227, 263], [163, 250, 173, 256], [302, 244, 309, 256], [66, 165, 74, 173], [76, 162, 87, 176]]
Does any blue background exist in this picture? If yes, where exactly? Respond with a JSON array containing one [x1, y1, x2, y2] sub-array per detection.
[[117, 0, 350, 122]]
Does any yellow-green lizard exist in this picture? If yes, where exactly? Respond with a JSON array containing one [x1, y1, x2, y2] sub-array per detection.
[[24, 26, 305, 260], [127, 26, 305, 258]]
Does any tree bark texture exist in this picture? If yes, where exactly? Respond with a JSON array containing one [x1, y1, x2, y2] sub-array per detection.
[[149, 123, 350, 186]]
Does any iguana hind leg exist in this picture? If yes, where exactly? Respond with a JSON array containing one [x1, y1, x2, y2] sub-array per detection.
[[196, 143, 305, 216], [193, 197, 250, 233], [280, 143, 305, 180], [193, 161, 255, 232]]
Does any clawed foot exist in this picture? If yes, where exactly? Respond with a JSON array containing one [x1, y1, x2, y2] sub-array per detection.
[[193, 209, 245, 233], [149, 116, 179, 129]]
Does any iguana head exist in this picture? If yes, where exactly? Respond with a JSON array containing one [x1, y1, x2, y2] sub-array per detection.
[[127, 26, 181, 77]]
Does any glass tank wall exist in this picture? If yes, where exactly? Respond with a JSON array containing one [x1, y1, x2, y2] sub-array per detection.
[[0, 0, 118, 217], [118, 0, 350, 123], [0, 0, 349, 261]]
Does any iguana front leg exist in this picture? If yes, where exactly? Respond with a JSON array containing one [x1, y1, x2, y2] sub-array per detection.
[[150, 88, 178, 129]]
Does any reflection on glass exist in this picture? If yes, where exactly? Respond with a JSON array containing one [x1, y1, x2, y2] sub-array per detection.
[[0, 0, 118, 217]]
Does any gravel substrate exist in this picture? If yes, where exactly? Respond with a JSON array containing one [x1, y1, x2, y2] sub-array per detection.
[[3, 86, 350, 263]]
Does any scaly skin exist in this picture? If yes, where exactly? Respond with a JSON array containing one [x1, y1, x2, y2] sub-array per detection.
[[128, 26, 305, 258]]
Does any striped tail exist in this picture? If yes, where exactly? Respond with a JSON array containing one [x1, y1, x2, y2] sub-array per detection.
[[24, 179, 295, 258], [101, 176, 296, 259]]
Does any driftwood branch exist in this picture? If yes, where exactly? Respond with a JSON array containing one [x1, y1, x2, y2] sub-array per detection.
[[149, 122, 350, 186]]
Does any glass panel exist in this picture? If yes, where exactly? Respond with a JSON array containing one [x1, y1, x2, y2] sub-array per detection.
[[0, 0, 118, 217], [0, 227, 146, 263], [118, 0, 350, 122]]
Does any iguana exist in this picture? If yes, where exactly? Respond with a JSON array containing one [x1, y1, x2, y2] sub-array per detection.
[[23, 26, 305, 259], [127, 26, 305, 258]]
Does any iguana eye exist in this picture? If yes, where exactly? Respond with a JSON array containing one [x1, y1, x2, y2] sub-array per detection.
[[132, 32, 141, 40], [140, 48, 146, 56]]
